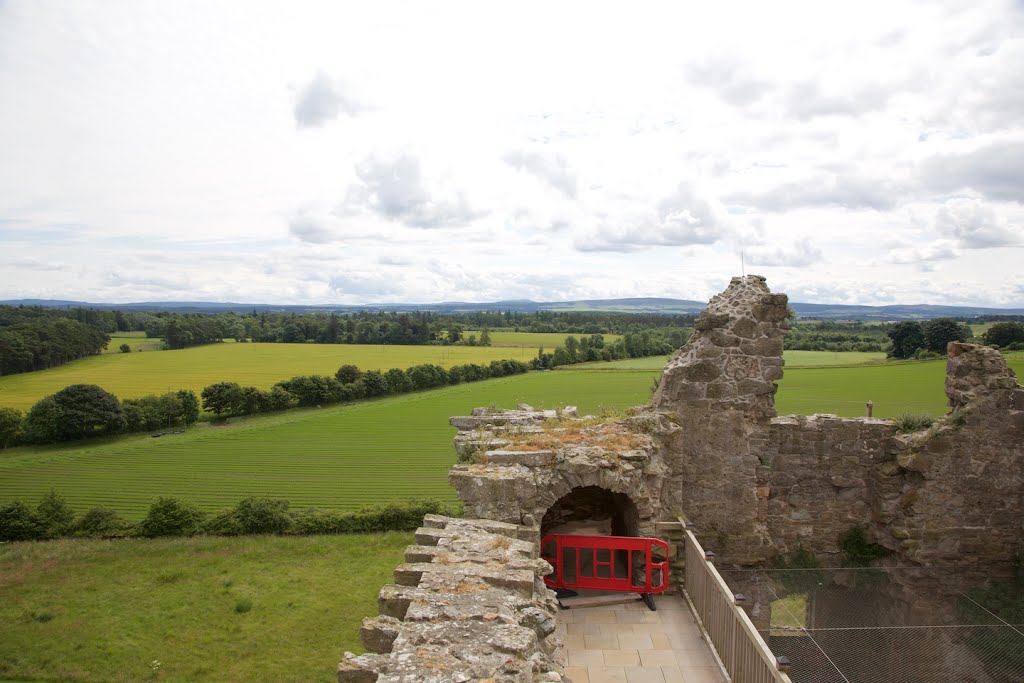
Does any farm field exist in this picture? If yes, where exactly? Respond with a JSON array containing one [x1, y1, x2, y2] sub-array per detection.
[[0, 342, 544, 411], [0, 533, 410, 682], [577, 350, 888, 371], [464, 330, 622, 347], [1, 353, 1020, 519], [102, 334, 164, 353], [0, 368, 657, 517]]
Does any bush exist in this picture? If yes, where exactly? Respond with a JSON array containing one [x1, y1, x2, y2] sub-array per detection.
[[892, 413, 935, 433], [119, 343, 131, 353], [140, 497, 204, 537], [335, 364, 361, 384], [75, 506, 131, 537], [0, 501, 42, 541], [384, 368, 412, 394], [234, 497, 292, 534], [36, 489, 74, 538], [839, 526, 891, 566], [0, 406, 22, 449]]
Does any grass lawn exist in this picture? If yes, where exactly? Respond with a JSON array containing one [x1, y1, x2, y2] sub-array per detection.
[[0, 533, 411, 683], [0, 342, 543, 411], [102, 336, 165, 354]]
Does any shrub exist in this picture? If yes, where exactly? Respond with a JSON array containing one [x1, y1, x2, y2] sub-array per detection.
[[839, 526, 891, 566], [384, 368, 412, 394], [202, 382, 244, 415], [140, 497, 204, 537], [0, 406, 22, 448], [892, 413, 935, 433], [335, 364, 361, 384], [75, 506, 131, 537], [119, 343, 131, 353], [0, 501, 42, 541], [234, 497, 292, 535], [36, 489, 75, 538]]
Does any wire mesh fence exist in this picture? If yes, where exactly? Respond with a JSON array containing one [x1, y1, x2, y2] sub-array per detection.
[[717, 565, 1024, 683]]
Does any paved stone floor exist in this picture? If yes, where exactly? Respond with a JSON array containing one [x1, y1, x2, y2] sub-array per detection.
[[557, 592, 728, 683]]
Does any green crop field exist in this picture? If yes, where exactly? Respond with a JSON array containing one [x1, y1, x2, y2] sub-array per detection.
[[0, 369, 657, 517], [576, 350, 888, 371], [0, 533, 410, 682], [0, 342, 543, 411], [1, 353, 1021, 519], [102, 335, 165, 353], [464, 330, 622, 348]]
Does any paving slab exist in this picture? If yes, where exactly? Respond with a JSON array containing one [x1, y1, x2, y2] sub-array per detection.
[[557, 591, 727, 683]]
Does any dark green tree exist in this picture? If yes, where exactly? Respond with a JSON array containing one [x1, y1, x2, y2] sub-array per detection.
[[22, 396, 64, 443], [335, 364, 361, 384], [0, 407, 21, 448], [384, 368, 412, 394], [51, 384, 125, 439], [361, 370, 389, 396], [984, 322, 1024, 348], [923, 318, 970, 353], [886, 321, 926, 359], [202, 382, 244, 415]]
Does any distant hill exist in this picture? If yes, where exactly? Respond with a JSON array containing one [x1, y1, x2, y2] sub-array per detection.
[[2, 297, 1023, 320]]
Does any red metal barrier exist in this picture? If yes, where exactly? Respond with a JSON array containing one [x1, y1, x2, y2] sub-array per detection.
[[540, 534, 669, 594]]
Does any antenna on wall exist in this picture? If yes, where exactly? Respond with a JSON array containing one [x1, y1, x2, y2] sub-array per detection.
[[741, 251, 745, 278]]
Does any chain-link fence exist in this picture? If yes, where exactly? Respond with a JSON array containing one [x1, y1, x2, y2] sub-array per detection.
[[717, 566, 1024, 683]]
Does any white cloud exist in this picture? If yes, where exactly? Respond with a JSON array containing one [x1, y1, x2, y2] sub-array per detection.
[[0, 1, 1022, 307], [933, 197, 1019, 248], [293, 70, 361, 128]]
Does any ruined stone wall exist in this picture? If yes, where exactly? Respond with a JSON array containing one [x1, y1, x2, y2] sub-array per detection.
[[761, 343, 1023, 569], [339, 515, 563, 683], [649, 275, 790, 564]]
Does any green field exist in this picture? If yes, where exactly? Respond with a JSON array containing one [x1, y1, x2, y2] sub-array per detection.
[[464, 330, 622, 348], [0, 369, 657, 517], [0, 342, 543, 411], [102, 335, 165, 354], [578, 350, 888, 371], [0, 533, 409, 682], [1, 354, 1021, 519]]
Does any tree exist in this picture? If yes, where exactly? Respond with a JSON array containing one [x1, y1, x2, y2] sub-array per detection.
[[234, 497, 292, 534], [886, 321, 926, 359], [983, 322, 1024, 348], [923, 318, 970, 353], [479, 327, 492, 346], [22, 396, 64, 444], [51, 384, 125, 439], [335, 364, 362, 384], [361, 370, 389, 397], [119, 343, 131, 353], [384, 368, 412, 394], [274, 375, 339, 406], [0, 407, 21, 448], [202, 382, 244, 415]]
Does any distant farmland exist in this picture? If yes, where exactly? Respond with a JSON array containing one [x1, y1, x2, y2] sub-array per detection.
[[0, 341, 547, 410], [2, 354, 1020, 518]]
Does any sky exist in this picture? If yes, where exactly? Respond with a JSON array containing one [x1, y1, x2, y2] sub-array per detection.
[[0, 1, 1022, 307]]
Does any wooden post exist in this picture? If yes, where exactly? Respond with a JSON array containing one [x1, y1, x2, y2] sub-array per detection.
[[866, 400, 873, 418]]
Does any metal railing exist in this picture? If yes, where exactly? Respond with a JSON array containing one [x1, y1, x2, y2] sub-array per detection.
[[678, 517, 793, 683]]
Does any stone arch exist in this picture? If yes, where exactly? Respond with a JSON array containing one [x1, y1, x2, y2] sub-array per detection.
[[540, 485, 641, 538]]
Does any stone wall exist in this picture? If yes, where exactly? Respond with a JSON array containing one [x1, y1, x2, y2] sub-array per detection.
[[338, 515, 563, 683]]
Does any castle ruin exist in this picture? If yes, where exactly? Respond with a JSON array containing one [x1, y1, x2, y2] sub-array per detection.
[[340, 275, 1024, 682]]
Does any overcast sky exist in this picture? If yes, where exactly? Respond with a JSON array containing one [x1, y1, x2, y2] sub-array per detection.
[[0, 1, 1022, 306]]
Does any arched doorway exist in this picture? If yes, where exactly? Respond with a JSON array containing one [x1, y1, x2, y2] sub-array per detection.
[[541, 485, 641, 539]]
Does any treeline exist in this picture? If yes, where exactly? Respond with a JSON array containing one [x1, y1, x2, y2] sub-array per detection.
[[0, 319, 109, 375], [784, 321, 890, 352], [533, 329, 686, 368], [0, 491, 454, 542], [200, 359, 530, 417], [0, 304, 154, 333], [0, 385, 200, 447], [0, 360, 532, 446], [162, 309, 698, 346]]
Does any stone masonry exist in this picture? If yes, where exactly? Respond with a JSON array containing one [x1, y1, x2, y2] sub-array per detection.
[[341, 275, 1024, 681]]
